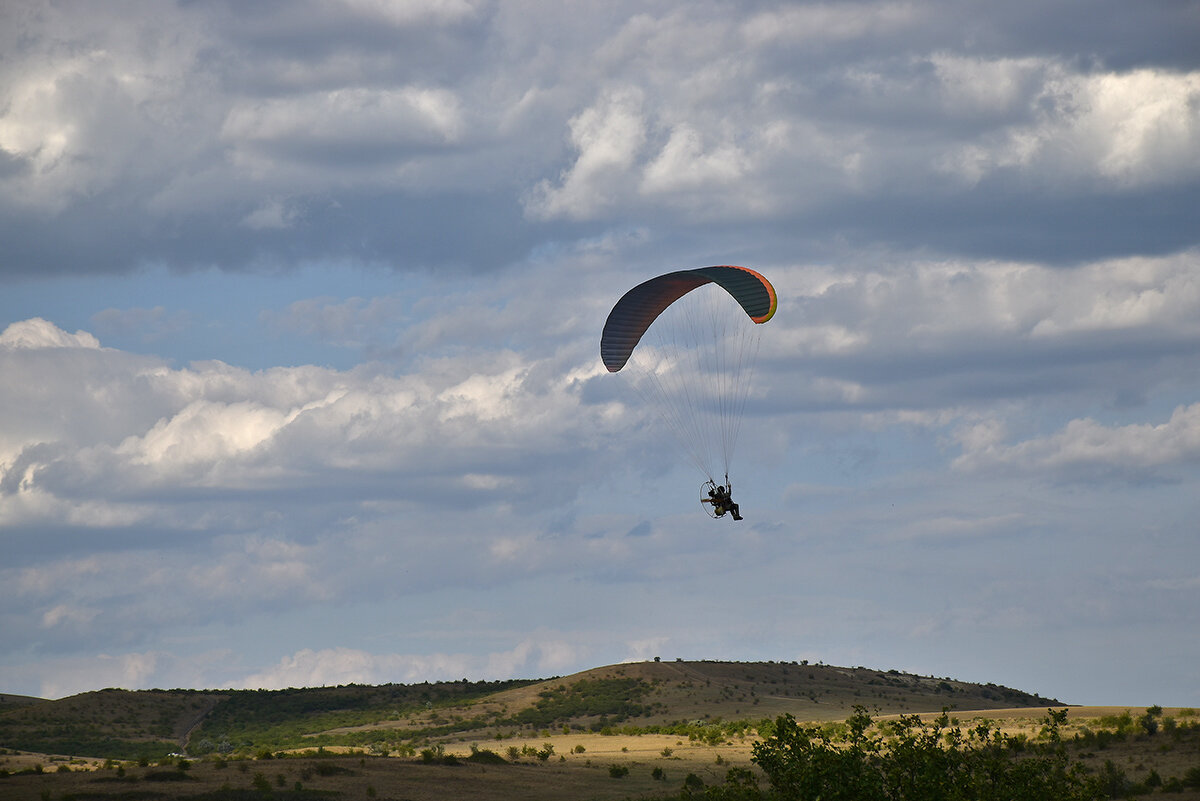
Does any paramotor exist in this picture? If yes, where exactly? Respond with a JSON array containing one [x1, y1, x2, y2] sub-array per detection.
[[601, 266, 776, 501]]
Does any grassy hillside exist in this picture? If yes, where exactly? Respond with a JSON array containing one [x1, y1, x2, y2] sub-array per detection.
[[0, 694, 45, 711], [1, 664, 1198, 801], [187, 678, 537, 756], [310, 659, 1064, 753], [0, 688, 224, 761], [0, 660, 1058, 760]]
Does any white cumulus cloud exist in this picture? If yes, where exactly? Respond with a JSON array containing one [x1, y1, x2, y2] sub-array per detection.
[[1, 318, 101, 350], [955, 403, 1200, 479]]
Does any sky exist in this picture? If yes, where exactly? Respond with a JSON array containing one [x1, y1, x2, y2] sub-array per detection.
[[2, 0, 1199, 706]]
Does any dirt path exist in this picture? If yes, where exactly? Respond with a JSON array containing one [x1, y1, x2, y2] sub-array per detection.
[[174, 695, 224, 753]]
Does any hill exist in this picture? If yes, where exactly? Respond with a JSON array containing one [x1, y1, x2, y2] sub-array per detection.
[[0, 660, 1058, 760], [314, 660, 1062, 745], [0, 694, 45, 711], [2, 664, 1198, 801], [0, 688, 225, 761]]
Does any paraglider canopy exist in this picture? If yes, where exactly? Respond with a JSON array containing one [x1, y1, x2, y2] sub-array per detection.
[[601, 266, 777, 373]]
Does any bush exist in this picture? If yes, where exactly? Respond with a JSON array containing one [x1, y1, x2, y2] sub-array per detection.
[[465, 747, 507, 765], [739, 707, 1105, 801], [314, 761, 354, 776], [143, 770, 196, 782], [1098, 760, 1129, 798], [609, 764, 629, 778]]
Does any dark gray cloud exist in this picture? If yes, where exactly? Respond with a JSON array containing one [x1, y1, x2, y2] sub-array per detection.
[[4, 0, 1197, 277]]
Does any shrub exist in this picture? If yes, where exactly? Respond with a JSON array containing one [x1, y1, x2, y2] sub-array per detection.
[[1140, 708, 1162, 736], [609, 764, 629, 778], [465, 747, 507, 765], [1098, 760, 1130, 798], [744, 707, 1104, 800], [314, 761, 354, 776]]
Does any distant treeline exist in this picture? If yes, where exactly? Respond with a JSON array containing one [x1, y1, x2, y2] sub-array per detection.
[[190, 678, 539, 756]]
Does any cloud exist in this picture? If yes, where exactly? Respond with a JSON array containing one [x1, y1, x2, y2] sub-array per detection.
[[5, 1, 1196, 276], [4, 649, 236, 700], [0, 638, 584, 698], [41, 603, 100, 629], [40, 652, 163, 699], [741, 2, 923, 46], [241, 199, 302, 230], [0, 2, 214, 214], [235, 647, 469, 690], [335, 0, 481, 27], [640, 124, 750, 199], [757, 249, 1200, 415], [235, 638, 584, 690], [954, 403, 1200, 481], [0, 303, 635, 594], [526, 86, 647, 220], [220, 86, 467, 168], [0, 321, 610, 512], [939, 66, 1200, 190], [1, 318, 100, 350]]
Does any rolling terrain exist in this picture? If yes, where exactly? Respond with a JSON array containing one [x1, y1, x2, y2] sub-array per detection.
[[2, 660, 1197, 800], [0, 660, 1059, 759]]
